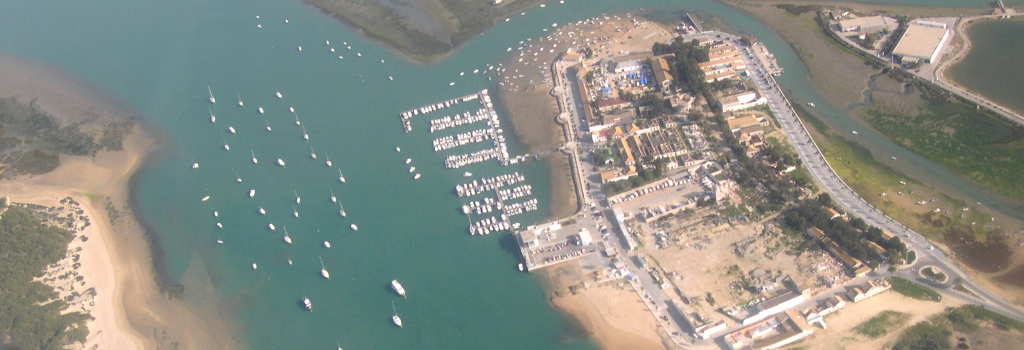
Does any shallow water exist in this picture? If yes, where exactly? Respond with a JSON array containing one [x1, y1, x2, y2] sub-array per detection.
[[0, 0, 1006, 349]]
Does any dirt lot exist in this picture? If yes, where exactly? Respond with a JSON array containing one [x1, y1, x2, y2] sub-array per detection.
[[637, 212, 847, 319]]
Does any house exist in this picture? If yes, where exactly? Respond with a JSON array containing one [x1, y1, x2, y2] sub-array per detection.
[[597, 98, 631, 113], [724, 310, 815, 350], [847, 279, 891, 303], [694, 320, 728, 340], [699, 41, 747, 82], [720, 91, 768, 112], [838, 16, 888, 33], [742, 289, 808, 325], [649, 55, 674, 91]]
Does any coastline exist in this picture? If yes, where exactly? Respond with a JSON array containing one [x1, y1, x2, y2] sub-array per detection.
[[0, 55, 234, 349]]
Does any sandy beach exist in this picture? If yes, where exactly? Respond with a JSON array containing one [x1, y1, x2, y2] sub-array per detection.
[[0, 55, 234, 349]]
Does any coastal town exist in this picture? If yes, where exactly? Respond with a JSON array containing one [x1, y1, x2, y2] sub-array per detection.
[[498, 9, 1024, 350], [2, 1, 1023, 350]]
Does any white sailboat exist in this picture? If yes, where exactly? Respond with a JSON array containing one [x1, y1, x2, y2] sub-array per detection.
[[391, 279, 406, 298], [391, 301, 403, 328], [319, 257, 331, 279], [338, 203, 347, 217], [324, 153, 333, 167], [301, 126, 310, 141], [330, 189, 338, 204], [292, 208, 300, 218], [294, 191, 302, 205], [283, 227, 293, 244], [237, 93, 244, 108], [207, 86, 216, 104], [251, 149, 259, 165], [337, 169, 347, 183], [208, 107, 217, 123]]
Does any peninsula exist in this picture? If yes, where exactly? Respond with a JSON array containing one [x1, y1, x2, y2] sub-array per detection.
[[0, 55, 232, 350], [492, 10, 1024, 350]]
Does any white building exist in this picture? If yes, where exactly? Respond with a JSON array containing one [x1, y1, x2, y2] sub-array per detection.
[[720, 91, 768, 112], [892, 21, 951, 64]]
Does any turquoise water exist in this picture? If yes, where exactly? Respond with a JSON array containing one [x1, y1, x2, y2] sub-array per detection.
[[0, 0, 1009, 349]]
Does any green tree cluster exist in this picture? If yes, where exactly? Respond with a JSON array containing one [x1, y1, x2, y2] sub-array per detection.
[[0, 206, 91, 349], [782, 197, 908, 265]]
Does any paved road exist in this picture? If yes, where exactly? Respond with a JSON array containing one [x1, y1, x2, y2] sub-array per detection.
[[688, 31, 1024, 321], [551, 58, 696, 347]]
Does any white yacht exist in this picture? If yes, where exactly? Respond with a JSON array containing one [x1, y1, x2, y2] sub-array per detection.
[[391, 302, 403, 328], [207, 86, 216, 104], [297, 45, 303, 52], [216, 222, 223, 229], [851, 130, 860, 135], [249, 189, 256, 198], [258, 106, 265, 115], [275, 91, 284, 99], [192, 161, 200, 169], [283, 227, 293, 244], [388, 76, 394, 81], [289, 106, 295, 113], [303, 297, 312, 312], [391, 279, 406, 298], [463, 172, 472, 177], [227, 126, 236, 134], [395, 146, 401, 152], [408, 166, 416, 173], [216, 239, 224, 244], [258, 207, 267, 215], [252, 263, 259, 271], [518, 263, 525, 272], [268, 223, 277, 231], [277, 158, 286, 167], [213, 210, 220, 218], [223, 144, 230, 151], [201, 195, 211, 202], [413, 173, 421, 180], [323, 240, 332, 248], [319, 257, 331, 279], [349, 224, 359, 231], [265, 124, 272, 132], [404, 158, 412, 164]]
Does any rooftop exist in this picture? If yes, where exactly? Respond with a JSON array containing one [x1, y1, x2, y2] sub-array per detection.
[[893, 21, 949, 59]]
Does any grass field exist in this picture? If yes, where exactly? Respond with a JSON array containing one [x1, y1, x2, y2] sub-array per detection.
[[854, 310, 912, 338], [888, 277, 942, 302], [867, 101, 1024, 199]]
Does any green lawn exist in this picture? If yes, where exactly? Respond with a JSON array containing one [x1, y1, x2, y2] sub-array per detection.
[[855, 310, 912, 338], [888, 277, 942, 302]]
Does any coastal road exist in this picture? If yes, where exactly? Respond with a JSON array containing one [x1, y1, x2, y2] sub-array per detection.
[[700, 31, 1024, 321]]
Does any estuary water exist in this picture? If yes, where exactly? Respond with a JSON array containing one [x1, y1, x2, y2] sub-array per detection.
[[0, 0, 1004, 349], [949, 17, 1024, 116]]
